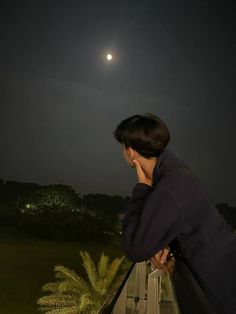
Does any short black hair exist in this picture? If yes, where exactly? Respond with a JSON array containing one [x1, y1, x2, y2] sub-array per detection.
[[113, 113, 170, 158]]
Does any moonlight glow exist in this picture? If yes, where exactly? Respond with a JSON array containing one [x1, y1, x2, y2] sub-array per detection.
[[106, 54, 112, 61]]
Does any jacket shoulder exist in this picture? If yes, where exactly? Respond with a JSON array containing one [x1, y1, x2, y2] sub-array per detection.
[[157, 167, 211, 206]]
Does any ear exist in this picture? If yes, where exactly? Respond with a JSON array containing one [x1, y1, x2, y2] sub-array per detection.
[[127, 147, 135, 158]]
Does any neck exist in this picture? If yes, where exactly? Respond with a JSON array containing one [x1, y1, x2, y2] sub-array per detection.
[[139, 156, 159, 181]]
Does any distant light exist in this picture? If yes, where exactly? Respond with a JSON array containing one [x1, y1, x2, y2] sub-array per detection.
[[106, 54, 112, 61]]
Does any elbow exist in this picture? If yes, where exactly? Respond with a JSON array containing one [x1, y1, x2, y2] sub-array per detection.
[[121, 226, 162, 262], [122, 240, 150, 263], [124, 249, 147, 263], [122, 234, 164, 263]]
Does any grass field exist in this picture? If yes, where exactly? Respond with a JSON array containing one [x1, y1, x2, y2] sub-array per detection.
[[0, 228, 124, 314]]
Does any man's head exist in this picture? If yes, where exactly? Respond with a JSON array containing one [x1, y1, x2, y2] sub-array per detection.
[[113, 113, 170, 167]]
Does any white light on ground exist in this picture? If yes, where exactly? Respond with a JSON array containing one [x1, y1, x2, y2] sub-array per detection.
[[106, 54, 112, 61]]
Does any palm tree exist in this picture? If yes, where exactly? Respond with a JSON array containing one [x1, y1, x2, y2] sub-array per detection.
[[37, 251, 129, 314]]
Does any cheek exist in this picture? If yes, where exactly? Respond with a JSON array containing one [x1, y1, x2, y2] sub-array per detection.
[[123, 151, 129, 162], [125, 151, 130, 160]]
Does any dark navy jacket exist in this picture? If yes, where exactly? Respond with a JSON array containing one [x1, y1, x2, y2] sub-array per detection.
[[122, 149, 236, 314]]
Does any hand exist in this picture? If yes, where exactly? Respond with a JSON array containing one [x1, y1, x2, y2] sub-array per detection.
[[151, 247, 169, 272], [150, 246, 175, 274], [132, 158, 152, 186]]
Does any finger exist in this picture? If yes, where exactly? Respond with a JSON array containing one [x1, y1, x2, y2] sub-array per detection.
[[132, 159, 145, 179], [151, 259, 165, 270], [151, 255, 167, 271], [166, 259, 175, 274], [151, 256, 162, 268], [153, 250, 162, 260], [160, 248, 169, 264]]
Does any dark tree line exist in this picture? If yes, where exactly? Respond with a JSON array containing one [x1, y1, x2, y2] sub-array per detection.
[[0, 178, 235, 241], [0, 179, 129, 241]]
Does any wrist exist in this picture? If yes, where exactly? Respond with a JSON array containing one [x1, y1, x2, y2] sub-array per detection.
[[132, 182, 153, 198], [138, 179, 152, 186]]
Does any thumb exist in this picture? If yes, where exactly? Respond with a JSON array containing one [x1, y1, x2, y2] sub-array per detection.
[[132, 159, 144, 176], [132, 158, 142, 170]]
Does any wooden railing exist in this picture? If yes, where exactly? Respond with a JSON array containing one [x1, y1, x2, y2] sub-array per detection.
[[99, 261, 180, 314]]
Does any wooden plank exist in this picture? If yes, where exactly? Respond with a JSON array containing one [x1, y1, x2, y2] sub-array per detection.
[[112, 281, 128, 314], [147, 268, 163, 314], [134, 262, 147, 314], [134, 262, 147, 300], [127, 298, 147, 313]]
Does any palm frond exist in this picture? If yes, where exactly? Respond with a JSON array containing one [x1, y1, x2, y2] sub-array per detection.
[[57, 280, 84, 295], [41, 282, 61, 294], [78, 293, 94, 311], [37, 294, 76, 308], [38, 305, 80, 314], [38, 251, 127, 314], [104, 256, 125, 289], [97, 252, 110, 279], [80, 251, 100, 292], [54, 265, 90, 292], [79, 293, 106, 314]]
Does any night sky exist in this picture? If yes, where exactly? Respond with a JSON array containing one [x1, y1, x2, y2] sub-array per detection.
[[0, 0, 235, 205]]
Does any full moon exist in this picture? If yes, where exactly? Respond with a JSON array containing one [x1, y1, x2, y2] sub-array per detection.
[[106, 54, 112, 61]]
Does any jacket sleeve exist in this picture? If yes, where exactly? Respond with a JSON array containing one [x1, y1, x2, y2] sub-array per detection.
[[122, 182, 181, 262]]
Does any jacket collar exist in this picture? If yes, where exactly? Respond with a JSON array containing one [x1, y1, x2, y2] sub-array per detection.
[[152, 149, 171, 186]]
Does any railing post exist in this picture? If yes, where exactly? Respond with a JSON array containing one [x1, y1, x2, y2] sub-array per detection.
[[133, 262, 147, 313], [102, 261, 180, 314], [146, 267, 163, 314]]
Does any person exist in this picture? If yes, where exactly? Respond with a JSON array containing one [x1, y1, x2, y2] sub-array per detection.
[[113, 113, 236, 314]]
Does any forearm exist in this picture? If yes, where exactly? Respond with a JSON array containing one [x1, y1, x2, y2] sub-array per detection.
[[122, 183, 153, 261], [122, 184, 180, 262]]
